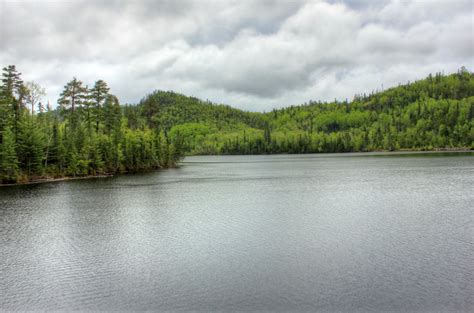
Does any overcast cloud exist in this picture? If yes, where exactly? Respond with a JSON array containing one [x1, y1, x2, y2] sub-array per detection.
[[0, 0, 473, 111]]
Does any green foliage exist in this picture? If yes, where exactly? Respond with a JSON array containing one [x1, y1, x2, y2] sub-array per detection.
[[17, 116, 45, 175], [137, 90, 264, 131], [134, 70, 473, 155], [0, 65, 472, 184], [0, 66, 184, 184], [58, 77, 88, 113], [0, 65, 25, 137], [89, 80, 110, 132], [0, 126, 19, 182]]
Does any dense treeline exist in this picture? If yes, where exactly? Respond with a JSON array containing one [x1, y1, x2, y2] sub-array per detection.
[[0, 66, 183, 184], [133, 68, 473, 155], [1, 66, 472, 183]]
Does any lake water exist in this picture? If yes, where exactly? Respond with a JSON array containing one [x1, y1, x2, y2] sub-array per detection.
[[1, 152, 473, 311]]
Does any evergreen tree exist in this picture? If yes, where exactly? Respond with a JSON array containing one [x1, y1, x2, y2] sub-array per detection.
[[90, 80, 110, 132], [58, 78, 88, 113], [0, 126, 19, 183], [1, 65, 23, 100], [17, 117, 45, 175], [1, 65, 24, 136], [104, 95, 121, 135]]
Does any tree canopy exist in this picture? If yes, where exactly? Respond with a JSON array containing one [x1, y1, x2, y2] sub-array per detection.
[[0, 65, 472, 184], [133, 68, 473, 155], [0, 68, 184, 184]]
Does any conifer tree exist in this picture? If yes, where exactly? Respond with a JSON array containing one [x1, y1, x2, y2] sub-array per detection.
[[0, 126, 19, 183], [17, 117, 45, 175], [90, 80, 110, 132], [1, 65, 23, 100], [58, 78, 88, 113], [1, 65, 24, 136]]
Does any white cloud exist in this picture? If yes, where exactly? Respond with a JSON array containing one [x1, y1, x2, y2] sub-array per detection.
[[0, 0, 472, 111]]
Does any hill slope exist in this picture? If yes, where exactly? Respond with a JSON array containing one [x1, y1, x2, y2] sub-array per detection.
[[128, 69, 473, 154]]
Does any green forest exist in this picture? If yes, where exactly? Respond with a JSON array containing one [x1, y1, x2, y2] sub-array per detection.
[[0, 65, 473, 184], [137, 67, 473, 154], [0, 66, 184, 184]]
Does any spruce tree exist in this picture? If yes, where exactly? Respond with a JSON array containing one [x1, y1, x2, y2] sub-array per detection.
[[1, 65, 24, 136], [1, 65, 23, 99], [0, 126, 19, 183], [17, 117, 45, 175]]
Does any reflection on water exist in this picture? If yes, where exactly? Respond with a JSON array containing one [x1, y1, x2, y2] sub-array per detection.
[[1, 152, 473, 311]]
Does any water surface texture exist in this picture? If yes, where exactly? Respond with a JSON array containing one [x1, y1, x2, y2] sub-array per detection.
[[1, 153, 473, 311]]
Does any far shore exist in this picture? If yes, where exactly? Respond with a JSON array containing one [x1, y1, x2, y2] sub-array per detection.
[[185, 147, 473, 156]]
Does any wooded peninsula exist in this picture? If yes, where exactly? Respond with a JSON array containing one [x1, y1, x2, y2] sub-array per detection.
[[0, 65, 472, 184]]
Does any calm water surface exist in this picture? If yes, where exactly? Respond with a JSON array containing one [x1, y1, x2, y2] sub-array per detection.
[[1, 152, 473, 311]]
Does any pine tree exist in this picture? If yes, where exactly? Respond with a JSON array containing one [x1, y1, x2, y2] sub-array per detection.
[[82, 85, 94, 131], [90, 80, 110, 132], [58, 78, 88, 113]]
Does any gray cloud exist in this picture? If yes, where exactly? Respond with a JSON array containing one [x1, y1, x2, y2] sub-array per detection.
[[0, 0, 472, 111]]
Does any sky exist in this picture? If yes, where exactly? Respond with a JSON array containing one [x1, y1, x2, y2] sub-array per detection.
[[0, 0, 473, 111]]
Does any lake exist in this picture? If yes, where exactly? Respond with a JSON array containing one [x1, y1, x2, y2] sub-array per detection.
[[1, 152, 473, 311]]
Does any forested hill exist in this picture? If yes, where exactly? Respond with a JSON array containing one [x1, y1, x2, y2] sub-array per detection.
[[0, 66, 472, 184], [133, 68, 473, 154], [136, 91, 265, 131]]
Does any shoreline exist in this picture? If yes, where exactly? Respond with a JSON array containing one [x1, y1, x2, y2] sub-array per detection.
[[186, 147, 473, 156], [1, 149, 472, 187], [0, 174, 114, 187]]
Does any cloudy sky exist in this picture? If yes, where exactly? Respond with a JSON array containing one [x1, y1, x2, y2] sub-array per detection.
[[0, 0, 473, 111]]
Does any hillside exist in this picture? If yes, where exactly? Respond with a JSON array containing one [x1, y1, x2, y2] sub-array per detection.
[[128, 69, 473, 154]]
